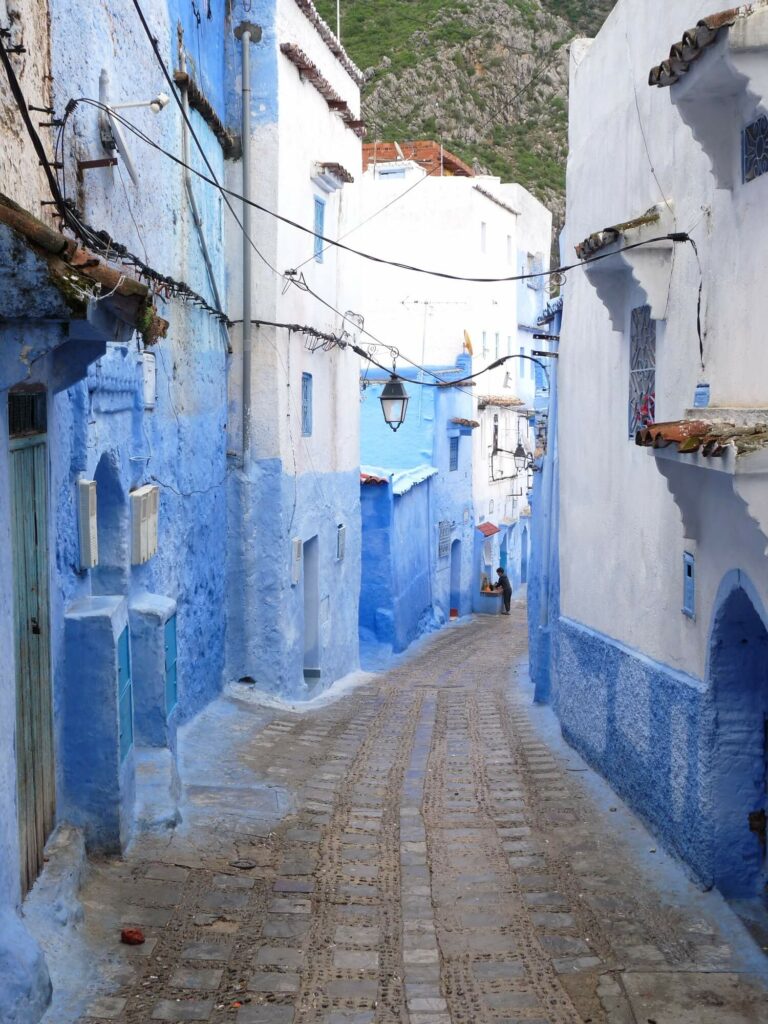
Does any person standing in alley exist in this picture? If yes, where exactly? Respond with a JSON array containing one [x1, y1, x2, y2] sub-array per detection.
[[493, 567, 512, 615]]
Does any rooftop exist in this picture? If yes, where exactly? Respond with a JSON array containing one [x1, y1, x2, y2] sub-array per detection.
[[478, 395, 525, 409], [575, 207, 662, 260], [362, 141, 474, 177]]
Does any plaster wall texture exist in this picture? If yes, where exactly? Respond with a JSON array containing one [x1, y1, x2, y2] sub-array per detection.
[[0, 0, 51, 217], [560, 0, 768, 677], [0, 3, 231, 1014], [556, 0, 768, 890], [225, 0, 363, 696]]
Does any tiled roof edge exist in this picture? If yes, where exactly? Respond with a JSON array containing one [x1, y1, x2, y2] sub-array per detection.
[[648, 5, 755, 88]]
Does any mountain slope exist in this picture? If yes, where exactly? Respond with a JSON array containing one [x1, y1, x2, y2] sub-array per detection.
[[316, 0, 617, 224]]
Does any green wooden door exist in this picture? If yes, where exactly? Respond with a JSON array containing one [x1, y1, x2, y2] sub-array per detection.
[[9, 391, 54, 895]]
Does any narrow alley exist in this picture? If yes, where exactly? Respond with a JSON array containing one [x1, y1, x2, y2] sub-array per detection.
[[39, 604, 768, 1024]]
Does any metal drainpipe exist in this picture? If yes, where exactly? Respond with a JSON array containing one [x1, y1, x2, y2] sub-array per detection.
[[178, 46, 230, 355], [236, 23, 258, 462], [533, 333, 558, 704]]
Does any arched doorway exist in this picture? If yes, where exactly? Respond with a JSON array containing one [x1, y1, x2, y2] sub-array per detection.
[[710, 582, 768, 897], [450, 539, 461, 618], [93, 451, 129, 596]]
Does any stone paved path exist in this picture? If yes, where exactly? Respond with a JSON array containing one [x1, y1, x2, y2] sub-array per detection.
[[46, 601, 768, 1024]]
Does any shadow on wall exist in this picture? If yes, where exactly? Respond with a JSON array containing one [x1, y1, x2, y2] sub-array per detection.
[[555, 570, 768, 899], [92, 450, 129, 597]]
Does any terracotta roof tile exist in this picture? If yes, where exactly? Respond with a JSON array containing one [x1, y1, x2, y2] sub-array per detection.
[[0, 194, 168, 343], [360, 471, 388, 485], [648, 6, 751, 88], [281, 44, 365, 136], [575, 207, 662, 260], [478, 395, 525, 409], [635, 418, 768, 456], [362, 141, 474, 177]]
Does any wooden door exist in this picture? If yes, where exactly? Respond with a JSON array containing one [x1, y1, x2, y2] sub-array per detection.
[[9, 389, 54, 895]]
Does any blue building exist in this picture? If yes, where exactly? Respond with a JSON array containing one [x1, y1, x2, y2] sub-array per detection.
[[359, 358, 475, 662], [0, 1, 233, 1016]]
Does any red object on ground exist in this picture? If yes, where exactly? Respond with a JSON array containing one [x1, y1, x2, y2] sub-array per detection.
[[120, 927, 145, 945]]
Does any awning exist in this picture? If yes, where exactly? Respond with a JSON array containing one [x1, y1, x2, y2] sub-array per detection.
[[476, 522, 500, 537]]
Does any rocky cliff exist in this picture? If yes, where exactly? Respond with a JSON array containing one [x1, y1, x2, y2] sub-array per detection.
[[315, 0, 617, 226]]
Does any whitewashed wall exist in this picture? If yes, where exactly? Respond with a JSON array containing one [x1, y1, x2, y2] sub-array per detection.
[[561, 0, 768, 678]]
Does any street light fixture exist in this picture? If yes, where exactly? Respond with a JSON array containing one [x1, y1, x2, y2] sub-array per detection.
[[513, 442, 533, 471], [379, 375, 409, 432]]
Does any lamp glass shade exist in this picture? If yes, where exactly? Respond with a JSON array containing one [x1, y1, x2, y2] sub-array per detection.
[[513, 442, 527, 469], [380, 376, 409, 432]]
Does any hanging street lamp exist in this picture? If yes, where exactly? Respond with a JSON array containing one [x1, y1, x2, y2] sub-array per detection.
[[379, 374, 410, 432], [513, 442, 534, 471]]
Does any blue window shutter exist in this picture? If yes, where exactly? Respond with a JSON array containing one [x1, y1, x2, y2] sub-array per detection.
[[449, 435, 459, 471], [313, 197, 325, 262], [301, 373, 312, 436], [683, 552, 695, 618]]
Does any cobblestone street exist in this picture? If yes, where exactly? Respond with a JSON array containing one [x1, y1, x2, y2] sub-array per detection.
[[47, 603, 768, 1024]]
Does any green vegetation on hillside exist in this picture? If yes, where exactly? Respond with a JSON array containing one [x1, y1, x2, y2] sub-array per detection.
[[315, 0, 616, 215]]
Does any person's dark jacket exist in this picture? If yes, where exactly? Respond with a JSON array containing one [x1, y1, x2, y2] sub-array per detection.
[[495, 572, 512, 596]]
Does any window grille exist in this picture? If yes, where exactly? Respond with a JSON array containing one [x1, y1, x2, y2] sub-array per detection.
[[438, 521, 451, 559], [336, 524, 346, 561], [494, 332, 500, 358], [8, 389, 47, 438], [301, 373, 313, 436], [743, 114, 768, 184], [313, 197, 325, 262], [449, 435, 459, 471], [682, 552, 695, 618], [628, 305, 656, 438]]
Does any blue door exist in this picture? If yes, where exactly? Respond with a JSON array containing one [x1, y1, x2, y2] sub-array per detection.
[[9, 389, 54, 895]]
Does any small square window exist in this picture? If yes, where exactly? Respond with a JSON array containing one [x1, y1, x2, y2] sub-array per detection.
[[449, 435, 459, 471], [301, 373, 313, 436], [313, 197, 326, 262], [480, 221, 487, 252]]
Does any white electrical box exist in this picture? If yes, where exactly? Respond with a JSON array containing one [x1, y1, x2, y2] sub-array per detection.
[[131, 484, 159, 565], [291, 537, 303, 585], [142, 352, 157, 409], [77, 479, 98, 569]]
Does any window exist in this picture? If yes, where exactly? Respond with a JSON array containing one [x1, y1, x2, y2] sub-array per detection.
[[743, 114, 768, 183], [492, 414, 499, 453], [449, 435, 459, 471], [628, 305, 656, 438], [377, 166, 406, 179], [438, 521, 451, 559], [301, 372, 313, 436], [494, 332, 500, 358], [482, 331, 488, 357], [526, 252, 542, 290], [480, 221, 487, 252], [507, 335, 512, 356], [682, 552, 695, 618], [313, 196, 325, 262], [519, 346, 525, 375], [506, 234, 513, 264], [336, 524, 346, 561]]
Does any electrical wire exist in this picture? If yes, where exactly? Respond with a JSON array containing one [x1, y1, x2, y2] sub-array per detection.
[[64, 98, 695, 286]]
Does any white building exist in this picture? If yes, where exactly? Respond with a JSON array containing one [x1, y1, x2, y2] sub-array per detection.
[[556, 0, 768, 900], [225, 0, 364, 695], [353, 142, 552, 602]]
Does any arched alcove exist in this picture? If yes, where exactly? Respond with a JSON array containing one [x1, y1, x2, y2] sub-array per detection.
[[449, 539, 462, 616], [710, 581, 768, 897], [92, 451, 130, 596]]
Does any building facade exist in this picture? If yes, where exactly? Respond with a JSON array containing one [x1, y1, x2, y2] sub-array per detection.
[[555, 0, 768, 898], [355, 146, 551, 615], [225, 0, 363, 698], [359, 359, 475, 660]]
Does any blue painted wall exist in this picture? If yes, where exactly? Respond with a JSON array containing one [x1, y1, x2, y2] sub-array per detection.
[[359, 359, 476, 659]]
